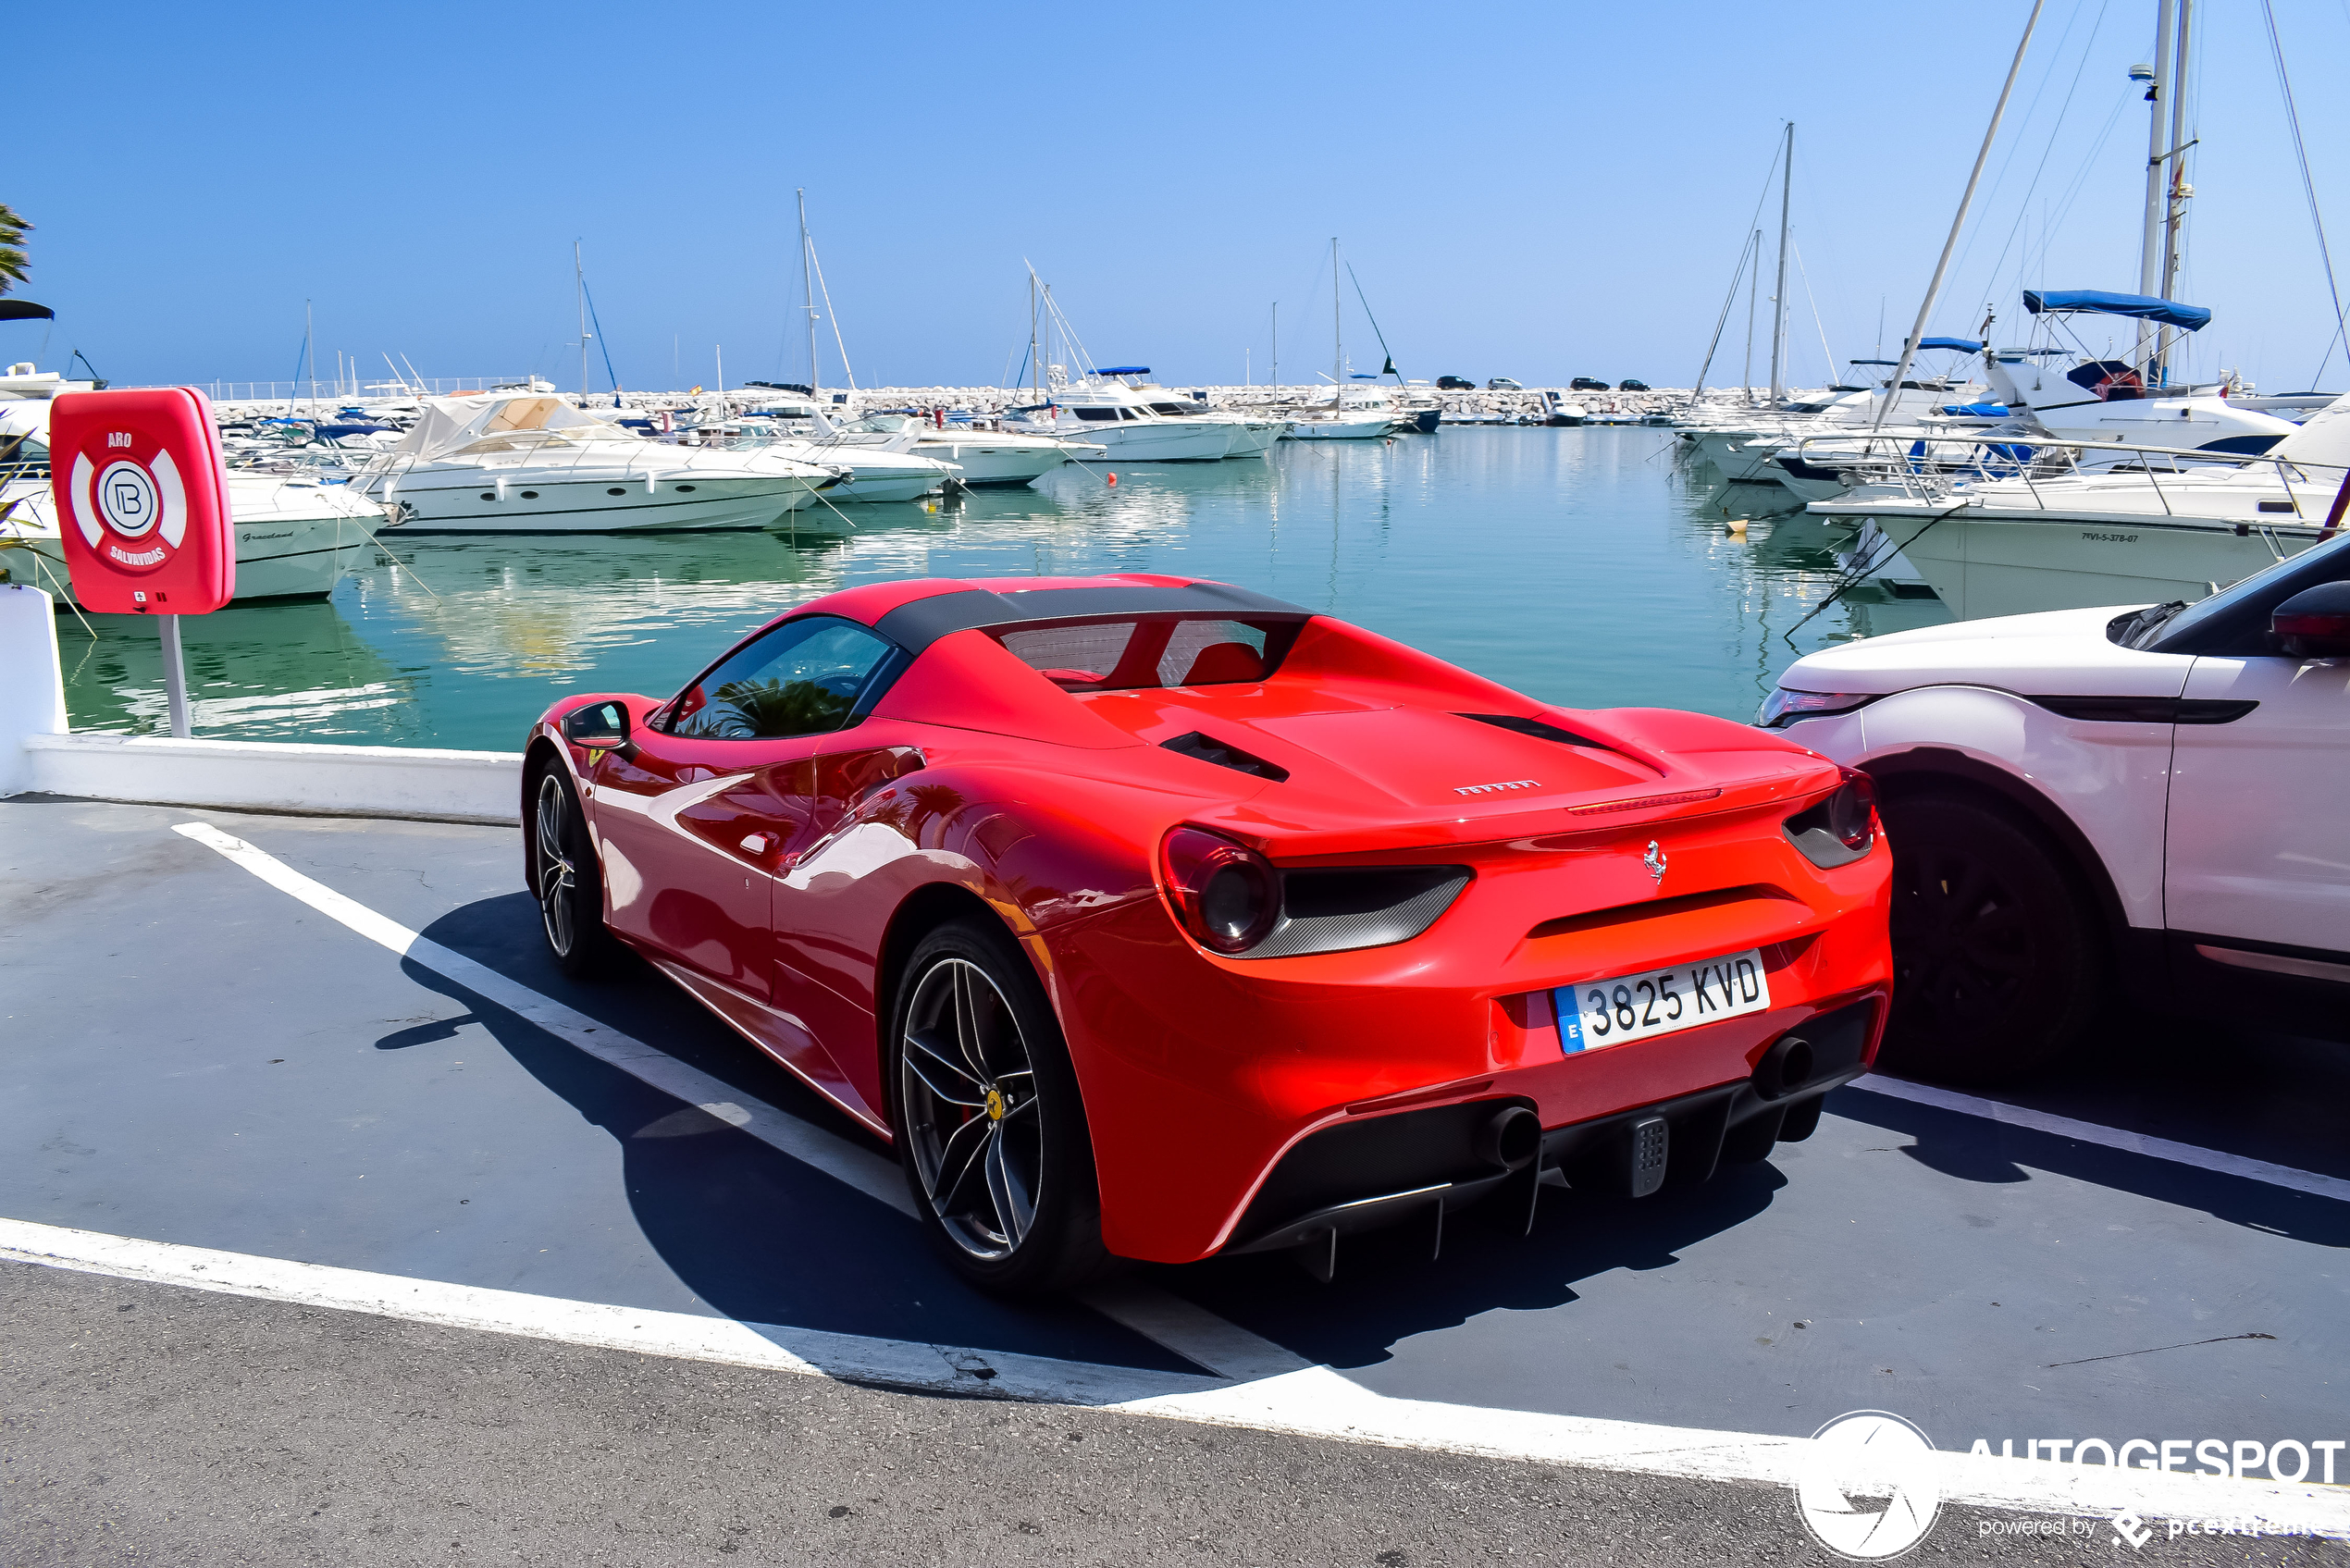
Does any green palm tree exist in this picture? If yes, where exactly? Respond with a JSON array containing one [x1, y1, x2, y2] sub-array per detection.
[[0, 204, 30, 296]]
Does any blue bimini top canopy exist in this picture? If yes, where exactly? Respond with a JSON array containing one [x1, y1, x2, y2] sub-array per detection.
[[1918, 337, 1984, 352], [1094, 365, 1151, 376], [2024, 289, 2210, 332]]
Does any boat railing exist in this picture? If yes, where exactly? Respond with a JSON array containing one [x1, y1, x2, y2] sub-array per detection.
[[1793, 430, 2349, 522]]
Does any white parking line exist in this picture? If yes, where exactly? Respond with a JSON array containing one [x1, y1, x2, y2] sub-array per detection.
[[1849, 1075, 2350, 1205], [169, 819, 1295, 1381], [6, 1216, 2344, 1534]]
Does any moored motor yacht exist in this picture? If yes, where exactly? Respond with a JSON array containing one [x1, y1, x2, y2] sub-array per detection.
[[351, 394, 846, 532], [1002, 371, 1234, 462], [1130, 388, 1284, 459], [1988, 290, 2297, 454], [809, 412, 1103, 488]]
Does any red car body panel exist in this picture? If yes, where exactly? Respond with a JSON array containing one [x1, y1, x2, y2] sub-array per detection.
[[526, 574, 1893, 1265]]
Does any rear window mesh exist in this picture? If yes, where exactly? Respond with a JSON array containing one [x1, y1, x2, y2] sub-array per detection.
[[992, 614, 1300, 691], [999, 623, 1138, 684]]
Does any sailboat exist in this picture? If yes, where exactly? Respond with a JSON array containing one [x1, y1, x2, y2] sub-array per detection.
[[999, 278, 1235, 461], [1800, 0, 2341, 618], [1281, 240, 1395, 441]]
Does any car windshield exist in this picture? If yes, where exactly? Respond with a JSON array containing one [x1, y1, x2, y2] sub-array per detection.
[[993, 614, 1306, 691]]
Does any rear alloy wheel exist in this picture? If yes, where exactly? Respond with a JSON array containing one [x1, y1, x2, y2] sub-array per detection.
[[892, 920, 1107, 1294], [1881, 794, 2099, 1085], [532, 769, 612, 979]]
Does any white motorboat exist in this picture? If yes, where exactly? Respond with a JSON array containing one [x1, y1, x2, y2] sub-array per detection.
[[726, 424, 960, 503], [1987, 290, 2297, 453], [1003, 373, 1234, 463], [1281, 399, 1396, 440], [807, 412, 1100, 488], [351, 394, 845, 532], [1805, 393, 2350, 619], [1131, 389, 1284, 459]]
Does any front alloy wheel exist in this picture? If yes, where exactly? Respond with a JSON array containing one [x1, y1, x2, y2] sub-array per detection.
[[532, 769, 611, 979]]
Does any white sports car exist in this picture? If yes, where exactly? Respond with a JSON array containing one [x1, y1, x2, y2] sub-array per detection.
[[1762, 535, 2350, 1083]]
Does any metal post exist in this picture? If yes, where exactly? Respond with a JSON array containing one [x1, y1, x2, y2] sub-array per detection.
[[2137, 0, 2179, 371], [1873, 0, 2047, 431], [158, 614, 192, 738], [2156, 0, 2195, 384], [1768, 123, 1794, 405]]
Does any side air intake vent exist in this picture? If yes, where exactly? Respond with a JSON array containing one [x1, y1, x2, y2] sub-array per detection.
[[1161, 731, 1290, 783], [1456, 712, 1613, 749]]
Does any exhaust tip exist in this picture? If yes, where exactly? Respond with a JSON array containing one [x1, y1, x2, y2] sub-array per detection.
[[1476, 1105, 1542, 1171], [1754, 1034, 1815, 1101]]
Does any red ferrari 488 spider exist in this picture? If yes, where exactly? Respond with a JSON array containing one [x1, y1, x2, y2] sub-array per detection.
[[526, 574, 1891, 1291]]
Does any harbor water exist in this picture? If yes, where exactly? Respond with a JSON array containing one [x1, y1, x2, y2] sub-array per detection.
[[50, 429, 1952, 749]]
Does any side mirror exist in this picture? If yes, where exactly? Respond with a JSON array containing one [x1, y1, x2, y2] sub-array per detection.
[[562, 699, 634, 752], [2271, 581, 2350, 659]]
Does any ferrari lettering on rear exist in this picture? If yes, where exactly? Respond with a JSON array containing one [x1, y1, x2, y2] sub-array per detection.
[[521, 574, 1893, 1291]]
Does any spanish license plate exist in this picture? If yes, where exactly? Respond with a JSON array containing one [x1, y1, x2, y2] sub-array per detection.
[[1555, 949, 1770, 1054]]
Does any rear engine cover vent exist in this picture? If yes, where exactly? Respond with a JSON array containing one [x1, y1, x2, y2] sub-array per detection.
[[1456, 712, 1613, 750], [1161, 731, 1289, 783]]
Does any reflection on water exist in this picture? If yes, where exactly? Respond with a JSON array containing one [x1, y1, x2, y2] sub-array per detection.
[[55, 430, 1950, 749]]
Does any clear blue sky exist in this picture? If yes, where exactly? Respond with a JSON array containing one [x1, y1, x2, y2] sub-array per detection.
[[9, 1, 2347, 393]]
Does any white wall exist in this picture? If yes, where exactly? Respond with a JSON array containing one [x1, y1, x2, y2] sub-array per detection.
[[20, 735, 524, 824], [0, 583, 68, 796]]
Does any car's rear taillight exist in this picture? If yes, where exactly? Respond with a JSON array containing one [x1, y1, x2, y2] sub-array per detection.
[[1783, 770, 1877, 868], [1160, 826, 1280, 954]]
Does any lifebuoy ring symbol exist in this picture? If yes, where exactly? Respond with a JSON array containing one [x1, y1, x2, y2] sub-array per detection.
[[68, 448, 187, 561]]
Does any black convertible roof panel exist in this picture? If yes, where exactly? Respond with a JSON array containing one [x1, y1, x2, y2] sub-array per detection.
[[874, 581, 1312, 652]]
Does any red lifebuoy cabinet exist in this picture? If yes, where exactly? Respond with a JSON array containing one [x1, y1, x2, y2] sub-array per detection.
[[50, 387, 235, 614]]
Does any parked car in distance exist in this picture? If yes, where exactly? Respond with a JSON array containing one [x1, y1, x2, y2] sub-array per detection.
[[1436, 376, 1477, 390], [1762, 535, 2350, 1085], [527, 574, 1897, 1292], [1618, 379, 1651, 392], [1486, 377, 1523, 391], [1571, 377, 1610, 392]]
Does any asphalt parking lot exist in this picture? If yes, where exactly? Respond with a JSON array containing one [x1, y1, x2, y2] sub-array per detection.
[[6, 794, 2347, 1563]]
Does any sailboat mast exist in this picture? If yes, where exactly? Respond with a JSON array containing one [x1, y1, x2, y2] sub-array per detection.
[[2136, 0, 2179, 373], [1768, 123, 1793, 404], [1331, 238, 1342, 408], [303, 299, 315, 415], [1271, 302, 1278, 395], [575, 241, 588, 400], [1028, 271, 1040, 402], [798, 190, 819, 404], [2156, 0, 2194, 384], [1744, 228, 1760, 401]]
